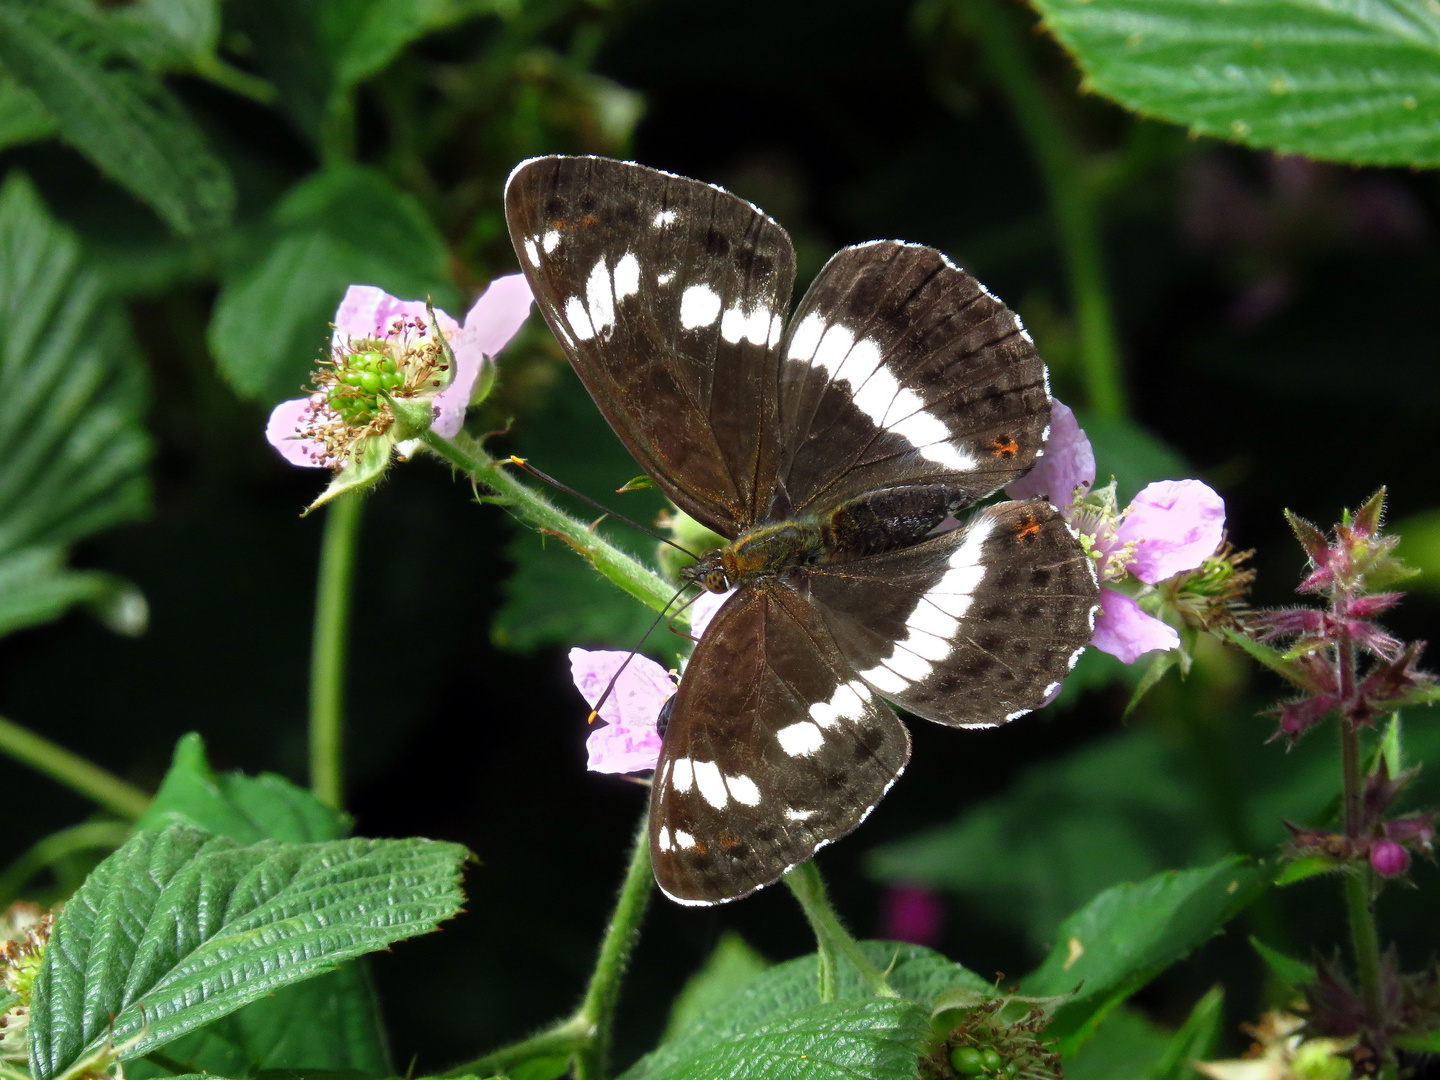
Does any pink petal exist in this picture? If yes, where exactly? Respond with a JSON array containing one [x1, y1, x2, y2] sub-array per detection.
[[1091, 586, 1179, 663], [265, 396, 329, 468], [570, 648, 671, 774], [1004, 399, 1095, 506], [331, 284, 458, 345], [430, 275, 534, 438], [1115, 479, 1226, 583], [689, 589, 732, 639]]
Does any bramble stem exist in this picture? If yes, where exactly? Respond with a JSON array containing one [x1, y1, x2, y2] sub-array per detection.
[[443, 812, 653, 1080], [420, 431, 679, 618], [309, 490, 364, 810], [575, 812, 655, 1080], [1340, 716, 1386, 1038], [960, 0, 1126, 420], [785, 860, 897, 1000], [0, 714, 150, 819]]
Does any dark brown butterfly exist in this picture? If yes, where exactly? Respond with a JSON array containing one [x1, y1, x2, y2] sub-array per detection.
[[505, 156, 1098, 905]]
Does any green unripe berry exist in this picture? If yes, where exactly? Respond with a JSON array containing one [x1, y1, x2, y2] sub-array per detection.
[[982, 1049, 1003, 1071], [359, 371, 382, 393], [951, 1047, 985, 1074]]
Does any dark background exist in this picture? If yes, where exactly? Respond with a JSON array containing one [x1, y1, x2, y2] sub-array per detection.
[[2, 0, 1438, 1071]]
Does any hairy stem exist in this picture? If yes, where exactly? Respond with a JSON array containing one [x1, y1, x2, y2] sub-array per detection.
[[0, 715, 150, 819], [310, 490, 365, 810], [443, 813, 653, 1080], [575, 812, 655, 1080], [1341, 717, 1386, 1035], [960, 0, 1126, 420], [785, 860, 897, 1000], [421, 431, 679, 617]]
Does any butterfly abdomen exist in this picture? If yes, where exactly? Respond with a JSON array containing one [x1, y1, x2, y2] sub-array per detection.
[[819, 484, 963, 562]]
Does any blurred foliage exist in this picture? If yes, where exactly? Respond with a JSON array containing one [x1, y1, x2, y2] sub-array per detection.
[[0, 0, 1437, 1074]]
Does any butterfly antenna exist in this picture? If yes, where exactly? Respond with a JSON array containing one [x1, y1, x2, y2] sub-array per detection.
[[507, 456, 699, 560], [587, 583, 698, 724]]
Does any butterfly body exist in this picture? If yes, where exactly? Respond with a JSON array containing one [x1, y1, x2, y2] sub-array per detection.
[[505, 155, 1099, 905]]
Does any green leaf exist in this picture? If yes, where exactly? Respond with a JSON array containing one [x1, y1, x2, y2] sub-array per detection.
[[1144, 984, 1223, 1080], [1250, 936, 1316, 992], [641, 942, 987, 1066], [1074, 411, 1188, 503], [136, 733, 348, 844], [208, 165, 457, 403], [306, 435, 391, 513], [28, 825, 468, 1079], [1028, 0, 1440, 167], [0, 1, 234, 236], [1274, 853, 1343, 885], [1060, 1006, 1172, 1080], [0, 172, 151, 639], [322, 0, 488, 92], [1221, 627, 1325, 693], [105, 0, 220, 70], [1020, 856, 1269, 1050], [1395, 1027, 1440, 1053], [0, 69, 57, 150], [662, 933, 771, 1044]]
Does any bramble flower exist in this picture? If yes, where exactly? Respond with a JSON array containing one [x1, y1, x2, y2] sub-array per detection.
[[0, 902, 54, 1063], [569, 648, 673, 774], [1194, 1011, 1352, 1080], [266, 277, 532, 509], [1369, 840, 1409, 877], [1005, 401, 1226, 663]]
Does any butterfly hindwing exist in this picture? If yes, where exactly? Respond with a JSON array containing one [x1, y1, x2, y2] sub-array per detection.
[[651, 583, 911, 905], [776, 241, 1049, 518], [808, 500, 1099, 728], [505, 156, 797, 536]]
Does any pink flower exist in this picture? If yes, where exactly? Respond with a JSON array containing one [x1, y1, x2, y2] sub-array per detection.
[[689, 588, 731, 639], [1006, 398, 1225, 663], [266, 276, 533, 467], [879, 884, 945, 947], [569, 648, 672, 774], [1369, 839, 1409, 877]]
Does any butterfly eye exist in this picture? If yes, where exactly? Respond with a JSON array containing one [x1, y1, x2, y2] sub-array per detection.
[[704, 568, 729, 594]]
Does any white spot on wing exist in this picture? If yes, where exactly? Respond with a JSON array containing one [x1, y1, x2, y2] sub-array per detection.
[[564, 296, 595, 341], [1005, 708, 1031, 722], [613, 251, 640, 299], [679, 284, 721, 329], [728, 774, 761, 806], [542, 230, 560, 253], [585, 258, 615, 336], [657, 271, 675, 286], [776, 720, 824, 756], [674, 828, 696, 849], [658, 825, 673, 851], [522, 237, 539, 267], [693, 759, 728, 808], [670, 757, 694, 793], [787, 312, 824, 360], [785, 808, 817, 822], [653, 209, 676, 227]]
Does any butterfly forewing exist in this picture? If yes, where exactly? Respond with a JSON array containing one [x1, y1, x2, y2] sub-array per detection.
[[775, 241, 1049, 518], [505, 156, 797, 536], [808, 501, 1098, 728], [651, 584, 910, 905]]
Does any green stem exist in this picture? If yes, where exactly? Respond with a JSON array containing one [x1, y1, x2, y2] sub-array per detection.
[[575, 812, 655, 1080], [420, 431, 678, 617], [0, 820, 132, 907], [192, 53, 278, 104], [320, 90, 357, 167], [960, 0, 1126, 420], [0, 715, 150, 819], [784, 860, 897, 1000], [1340, 717, 1386, 1035], [443, 812, 654, 1080], [309, 490, 365, 810]]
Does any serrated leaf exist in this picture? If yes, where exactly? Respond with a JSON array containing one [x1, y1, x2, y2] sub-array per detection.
[[620, 999, 928, 1080], [0, 173, 151, 638], [0, 1, 233, 236], [208, 165, 456, 403], [1029, 0, 1440, 166], [28, 825, 467, 1080], [645, 942, 987, 1064], [1220, 627, 1323, 692], [662, 932, 770, 1044], [1250, 936, 1316, 992], [137, 733, 348, 844], [1020, 856, 1269, 1050], [1274, 853, 1342, 885]]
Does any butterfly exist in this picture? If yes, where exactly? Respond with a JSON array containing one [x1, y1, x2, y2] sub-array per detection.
[[504, 156, 1099, 906]]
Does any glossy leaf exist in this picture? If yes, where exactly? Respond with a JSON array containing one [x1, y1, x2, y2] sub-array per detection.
[[1029, 0, 1440, 167], [1020, 856, 1270, 1049], [208, 165, 457, 403], [0, 0, 234, 236], [28, 825, 467, 1079], [0, 173, 151, 639]]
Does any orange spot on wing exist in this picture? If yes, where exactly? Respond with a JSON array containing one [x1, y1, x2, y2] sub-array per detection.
[[1014, 513, 1042, 542], [991, 434, 1020, 458], [719, 832, 742, 850], [581, 214, 600, 228]]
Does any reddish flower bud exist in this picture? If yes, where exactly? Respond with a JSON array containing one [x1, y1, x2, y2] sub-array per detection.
[[1370, 840, 1409, 877]]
